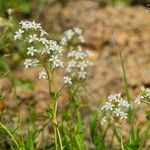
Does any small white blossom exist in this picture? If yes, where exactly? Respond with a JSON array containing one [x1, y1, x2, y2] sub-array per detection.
[[73, 27, 82, 35], [120, 112, 128, 120], [24, 59, 33, 68], [20, 20, 41, 30], [101, 116, 106, 125], [68, 60, 77, 68], [64, 76, 72, 85], [61, 28, 85, 45], [101, 102, 114, 111], [108, 93, 121, 102], [135, 87, 150, 104], [24, 59, 38, 68], [135, 95, 142, 104], [14, 29, 24, 40], [78, 71, 87, 79], [20, 21, 31, 30], [49, 56, 63, 68], [101, 93, 129, 124], [30, 21, 41, 30], [78, 35, 85, 43], [66, 46, 93, 80], [118, 98, 130, 108], [66, 66, 72, 73], [77, 61, 88, 70], [28, 34, 38, 43], [113, 108, 122, 117], [32, 59, 39, 67], [39, 38, 49, 45], [27, 46, 37, 56], [86, 50, 93, 57], [39, 71, 47, 79], [74, 50, 85, 60]]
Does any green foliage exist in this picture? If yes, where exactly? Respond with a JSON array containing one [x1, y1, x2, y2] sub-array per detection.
[[90, 112, 105, 149], [146, 111, 150, 120], [99, 0, 133, 6], [99, 0, 149, 6], [0, 0, 31, 17]]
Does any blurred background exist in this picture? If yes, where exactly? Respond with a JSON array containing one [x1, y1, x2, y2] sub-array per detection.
[[0, 0, 150, 148], [1, 0, 150, 99]]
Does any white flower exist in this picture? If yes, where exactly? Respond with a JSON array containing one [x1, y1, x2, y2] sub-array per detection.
[[32, 59, 39, 67], [67, 51, 76, 58], [40, 29, 48, 37], [14, 29, 24, 40], [101, 116, 106, 125], [24, 59, 38, 68], [135, 87, 150, 104], [86, 50, 93, 57], [101, 93, 129, 124], [135, 95, 143, 104], [64, 76, 72, 85], [20, 21, 31, 30], [78, 71, 87, 79], [66, 46, 93, 80], [39, 38, 49, 45], [78, 35, 85, 43], [27, 46, 37, 56], [20, 20, 42, 30], [49, 55, 63, 68], [73, 27, 82, 35], [101, 102, 114, 111], [60, 37, 67, 45], [39, 71, 47, 79], [64, 29, 75, 40], [74, 50, 85, 60], [113, 108, 122, 117], [24, 59, 33, 68], [68, 60, 77, 68], [61, 28, 85, 45], [120, 112, 128, 120], [65, 66, 72, 73], [77, 61, 88, 70], [118, 98, 130, 108], [30, 21, 41, 30], [28, 34, 38, 43], [108, 93, 121, 102]]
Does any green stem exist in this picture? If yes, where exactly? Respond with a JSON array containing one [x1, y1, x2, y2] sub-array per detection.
[[120, 52, 134, 143], [138, 122, 150, 150], [43, 64, 52, 98], [0, 122, 21, 150], [56, 128, 63, 150], [142, 100, 150, 105], [117, 126, 124, 150], [53, 100, 58, 150]]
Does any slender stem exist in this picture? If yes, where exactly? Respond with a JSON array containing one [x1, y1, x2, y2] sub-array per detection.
[[142, 100, 150, 105], [56, 128, 63, 150], [138, 122, 150, 150], [53, 100, 58, 150], [117, 126, 124, 150], [43, 64, 52, 98], [120, 130, 125, 150], [0, 122, 21, 150], [39, 56, 63, 149]]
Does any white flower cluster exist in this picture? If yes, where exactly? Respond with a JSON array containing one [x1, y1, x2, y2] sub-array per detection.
[[135, 87, 150, 104], [101, 93, 130, 125], [14, 20, 63, 79], [60, 27, 85, 45], [64, 76, 72, 85], [66, 46, 93, 80], [39, 71, 47, 79]]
